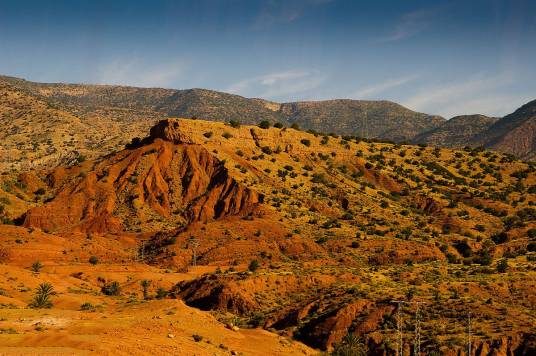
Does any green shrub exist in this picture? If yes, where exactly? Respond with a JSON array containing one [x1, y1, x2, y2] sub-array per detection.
[[315, 236, 328, 244], [491, 231, 508, 244], [228, 120, 241, 128], [80, 302, 96, 311], [248, 259, 260, 272], [496, 258, 509, 273], [446, 253, 458, 264], [258, 120, 270, 129], [140, 279, 151, 300], [31, 261, 42, 273], [300, 139, 311, 147], [34, 188, 46, 195], [475, 224, 486, 232], [101, 281, 121, 296], [454, 240, 472, 257], [156, 287, 168, 299]]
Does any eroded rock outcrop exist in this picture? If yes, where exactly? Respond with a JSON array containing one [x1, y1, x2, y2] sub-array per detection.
[[171, 274, 260, 314], [23, 120, 262, 233], [149, 118, 200, 144]]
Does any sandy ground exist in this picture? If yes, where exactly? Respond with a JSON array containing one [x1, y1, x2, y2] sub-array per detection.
[[0, 262, 316, 356]]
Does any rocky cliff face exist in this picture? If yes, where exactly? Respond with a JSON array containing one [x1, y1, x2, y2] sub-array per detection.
[[22, 119, 262, 233]]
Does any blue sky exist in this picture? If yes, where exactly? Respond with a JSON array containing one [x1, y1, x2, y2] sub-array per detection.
[[0, 0, 535, 118]]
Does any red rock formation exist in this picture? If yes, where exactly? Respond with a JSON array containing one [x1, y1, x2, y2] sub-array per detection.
[[149, 118, 198, 144], [23, 120, 262, 233]]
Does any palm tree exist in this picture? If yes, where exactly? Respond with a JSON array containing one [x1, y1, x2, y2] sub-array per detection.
[[29, 282, 54, 308], [140, 279, 151, 300], [331, 333, 367, 356], [31, 261, 43, 273]]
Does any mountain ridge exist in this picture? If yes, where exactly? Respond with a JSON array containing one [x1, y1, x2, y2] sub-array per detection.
[[1, 74, 535, 173], [475, 99, 536, 160], [0, 74, 444, 136], [412, 114, 499, 147]]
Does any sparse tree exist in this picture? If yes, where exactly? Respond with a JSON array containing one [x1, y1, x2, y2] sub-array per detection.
[[140, 279, 151, 299], [188, 236, 200, 267]]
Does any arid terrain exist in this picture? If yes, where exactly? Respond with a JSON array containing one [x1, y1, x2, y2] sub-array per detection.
[[0, 114, 535, 355]]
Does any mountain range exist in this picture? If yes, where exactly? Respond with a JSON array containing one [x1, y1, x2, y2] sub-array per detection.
[[1, 75, 534, 172]]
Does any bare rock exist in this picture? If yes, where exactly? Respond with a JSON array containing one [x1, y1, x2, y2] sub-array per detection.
[[150, 119, 196, 144]]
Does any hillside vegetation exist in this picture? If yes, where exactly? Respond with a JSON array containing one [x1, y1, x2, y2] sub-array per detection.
[[1, 118, 534, 355]]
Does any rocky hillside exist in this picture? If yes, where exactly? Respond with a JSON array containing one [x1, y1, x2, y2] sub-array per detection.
[[413, 100, 536, 161], [2, 118, 534, 354], [0, 80, 157, 171], [280, 99, 444, 141], [475, 99, 536, 161]]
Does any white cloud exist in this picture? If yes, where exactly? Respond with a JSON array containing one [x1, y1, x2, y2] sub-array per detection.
[[380, 6, 443, 42], [351, 74, 419, 99], [96, 59, 184, 88], [226, 70, 325, 99], [440, 94, 533, 118], [401, 72, 520, 117], [254, 0, 333, 29]]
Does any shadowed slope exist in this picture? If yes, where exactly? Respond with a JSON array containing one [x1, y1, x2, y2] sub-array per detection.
[[476, 99, 536, 160], [412, 114, 498, 147]]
